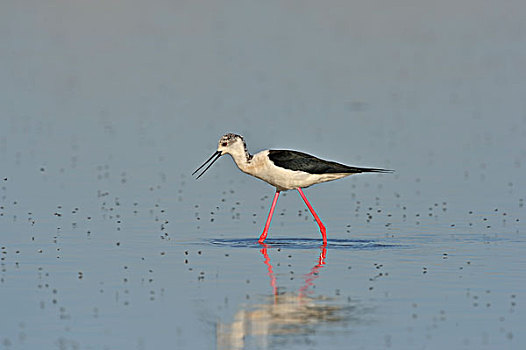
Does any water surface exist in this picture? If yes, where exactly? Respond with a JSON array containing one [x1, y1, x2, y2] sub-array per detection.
[[1, 1, 525, 349]]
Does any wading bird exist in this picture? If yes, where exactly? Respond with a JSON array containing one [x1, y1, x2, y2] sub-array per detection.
[[193, 133, 391, 245]]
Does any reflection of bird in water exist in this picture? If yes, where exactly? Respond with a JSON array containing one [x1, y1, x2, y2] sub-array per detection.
[[217, 293, 346, 350], [194, 133, 392, 245], [216, 247, 360, 350]]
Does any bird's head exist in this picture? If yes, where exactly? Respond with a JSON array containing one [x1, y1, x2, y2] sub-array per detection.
[[193, 133, 247, 179], [217, 133, 246, 157]]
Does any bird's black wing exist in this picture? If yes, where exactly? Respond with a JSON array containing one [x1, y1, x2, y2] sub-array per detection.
[[268, 150, 392, 174]]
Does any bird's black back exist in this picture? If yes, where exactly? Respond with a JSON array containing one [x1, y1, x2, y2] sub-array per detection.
[[268, 150, 392, 175]]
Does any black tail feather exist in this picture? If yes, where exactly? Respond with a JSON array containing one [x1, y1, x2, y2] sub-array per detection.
[[352, 167, 394, 174]]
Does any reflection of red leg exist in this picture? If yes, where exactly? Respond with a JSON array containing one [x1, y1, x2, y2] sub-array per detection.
[[297, 188, 327, 246], [318, 246, 327, 266], [260, 245, 277, 298], [258, 190, 280, 244], [299, 247, 327, 298]]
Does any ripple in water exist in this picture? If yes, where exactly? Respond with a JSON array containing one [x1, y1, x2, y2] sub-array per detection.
[[207, 238, 397, 250]]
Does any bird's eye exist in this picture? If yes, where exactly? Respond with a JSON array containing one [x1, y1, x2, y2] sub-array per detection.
[[222, 142, 227, 147]]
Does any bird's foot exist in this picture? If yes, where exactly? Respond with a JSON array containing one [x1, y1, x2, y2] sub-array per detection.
[[258, 232, 268, 244], [319, 224, 327, 246]]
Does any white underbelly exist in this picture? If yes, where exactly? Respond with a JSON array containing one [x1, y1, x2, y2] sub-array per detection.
[[248, 166, 351, 191]]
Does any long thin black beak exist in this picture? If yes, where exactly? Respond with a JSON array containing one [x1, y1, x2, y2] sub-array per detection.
[[192, 150, 222, 179]]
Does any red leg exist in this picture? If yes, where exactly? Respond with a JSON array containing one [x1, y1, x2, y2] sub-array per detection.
[[258, 190, 280, 244], [297, 188, 327, 246]]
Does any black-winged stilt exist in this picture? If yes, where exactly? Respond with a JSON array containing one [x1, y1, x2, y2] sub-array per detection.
[[193, 133, 392, 246]]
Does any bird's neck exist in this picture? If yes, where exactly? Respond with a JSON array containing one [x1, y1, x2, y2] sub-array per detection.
[[229, 148, 253, 172]]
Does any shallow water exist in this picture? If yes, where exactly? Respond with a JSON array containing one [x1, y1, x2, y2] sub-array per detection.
[[2, 1, 526, 349]]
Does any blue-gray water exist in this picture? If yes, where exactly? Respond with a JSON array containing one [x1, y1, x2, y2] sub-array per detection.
[[1, 1, 525, 349]]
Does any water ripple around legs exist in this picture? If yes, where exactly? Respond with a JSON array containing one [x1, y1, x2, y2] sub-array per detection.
[[207, 238, 398, 250]]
